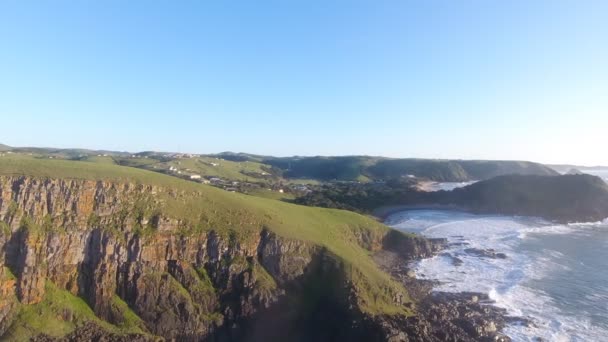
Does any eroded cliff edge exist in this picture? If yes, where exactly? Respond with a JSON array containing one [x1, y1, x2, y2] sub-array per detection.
[[0, 175, 449, 341]]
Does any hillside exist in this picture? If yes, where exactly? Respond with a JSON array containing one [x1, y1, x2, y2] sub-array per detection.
[[263, 156, 557, 182], [4, 146, 130, 159], [124, 155, 274, 182], [263, 156, 379, 182], [0, 146, 559, 184], [0, 154, 440, 341], [548, 164, 608, 174], [440, 174, 608, 222]]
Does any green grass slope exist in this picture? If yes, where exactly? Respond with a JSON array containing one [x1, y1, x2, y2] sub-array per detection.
[[3, 282, 146, 341], [160, 156, 270, 180], [110, 155, 273, 181]]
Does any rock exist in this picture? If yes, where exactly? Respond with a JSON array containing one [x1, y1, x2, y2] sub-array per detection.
[[448, 241, 470, 247], [452, 256, 464, 266], [31, 322, 155, 341], [465, 248, 508, 259], [374, 251, 516, 342], [495, 334, 512, 341], [441, 252, 464, 266], [383, 230, 447, 260]]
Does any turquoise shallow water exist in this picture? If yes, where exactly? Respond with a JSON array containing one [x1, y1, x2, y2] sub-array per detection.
[[387, 210, 608, 341]]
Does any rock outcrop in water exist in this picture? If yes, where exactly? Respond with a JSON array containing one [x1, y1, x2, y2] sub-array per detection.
[[0, 175, 464, 341]]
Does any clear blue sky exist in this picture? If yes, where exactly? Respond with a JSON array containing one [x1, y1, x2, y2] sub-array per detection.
[[1, 1, 606, 165]]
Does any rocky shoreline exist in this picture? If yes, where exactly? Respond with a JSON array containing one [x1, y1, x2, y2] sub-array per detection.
[[374, 248, 525, 341]]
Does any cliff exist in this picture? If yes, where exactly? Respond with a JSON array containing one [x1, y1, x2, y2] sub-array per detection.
[[0, 172, 439, 341]]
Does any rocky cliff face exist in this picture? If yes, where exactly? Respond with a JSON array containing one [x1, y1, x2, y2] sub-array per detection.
[[0, 176, 440, 341]]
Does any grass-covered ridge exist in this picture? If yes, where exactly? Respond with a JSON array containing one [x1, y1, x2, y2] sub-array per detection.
[[0, 154, 413, 315], [0, 154, 196, 188]]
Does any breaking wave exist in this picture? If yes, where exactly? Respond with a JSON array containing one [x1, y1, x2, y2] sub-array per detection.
[[387, 210, 608, 341]]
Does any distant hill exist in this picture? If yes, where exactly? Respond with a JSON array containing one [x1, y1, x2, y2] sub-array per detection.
[[8, 146, 131, 158], [440, 174, 608, 222], [263, 156, 558, 182], [213, 151, 269, 162], [0, 143, 10, 151], [1, 144, 558, 183], [548, 164, 608, 174], [263, 156, 379, 182]]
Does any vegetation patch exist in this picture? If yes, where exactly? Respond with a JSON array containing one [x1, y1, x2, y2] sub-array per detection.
[[253, 262, 277, 291], [110, 295, 148, 334], [3, 282, 135, 341]]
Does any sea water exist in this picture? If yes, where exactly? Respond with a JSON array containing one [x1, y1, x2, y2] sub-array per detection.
[[386, 209, 608, 341]]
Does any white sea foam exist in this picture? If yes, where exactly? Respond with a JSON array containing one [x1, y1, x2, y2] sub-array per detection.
[[387, 210, 608, 342]]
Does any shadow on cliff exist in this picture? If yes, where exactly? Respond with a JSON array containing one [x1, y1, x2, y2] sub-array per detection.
[[210, 245, 382, 342]]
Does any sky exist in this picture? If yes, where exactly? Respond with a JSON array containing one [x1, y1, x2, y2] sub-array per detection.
[[0, 1, 607, 165]]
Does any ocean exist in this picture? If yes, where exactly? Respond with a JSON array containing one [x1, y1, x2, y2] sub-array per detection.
[[386, 209, 608, 341]]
